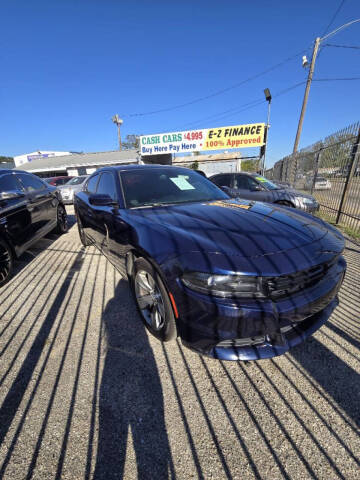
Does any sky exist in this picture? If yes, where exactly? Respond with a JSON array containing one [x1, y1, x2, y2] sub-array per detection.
[[1, 0, 359, 166]]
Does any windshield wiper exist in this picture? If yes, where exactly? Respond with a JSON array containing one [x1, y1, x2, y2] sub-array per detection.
[[131, 202, 170, 209]]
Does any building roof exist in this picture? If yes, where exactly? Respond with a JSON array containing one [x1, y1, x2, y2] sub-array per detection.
[[173, 152, 241, 164], [14, 149, 139, 173]]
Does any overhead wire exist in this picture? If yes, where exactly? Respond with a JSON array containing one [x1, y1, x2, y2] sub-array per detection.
[[321, 18, 360, 41], [313, 76, 360, 81], [323, 43, 360, 49], [170, 81, 306, 131], [321, 0, 346, 37], [126, 48, 308, 117]]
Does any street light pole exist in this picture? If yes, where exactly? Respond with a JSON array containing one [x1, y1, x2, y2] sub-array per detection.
[[117, 123, 122, 151], [293, 37, 321, 154], [112, 114, 123, 151], [262, 88, 272, 175]]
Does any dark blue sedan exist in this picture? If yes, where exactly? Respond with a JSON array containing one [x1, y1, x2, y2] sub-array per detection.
[[74, 165, 345, 361]]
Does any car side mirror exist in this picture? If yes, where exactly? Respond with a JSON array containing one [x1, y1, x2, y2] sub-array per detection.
[[250, 185, 262, 192], [0, 190, 25, 200], [89, 193, 117, 207]]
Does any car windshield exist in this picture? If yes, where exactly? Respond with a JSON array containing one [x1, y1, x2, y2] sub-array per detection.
[[66, 176, 86, 185], [121, 168, 228, 208], [252, 175, 280, 190], [316, 177, 326, 181]]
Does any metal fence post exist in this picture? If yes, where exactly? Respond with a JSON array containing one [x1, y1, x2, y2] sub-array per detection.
[[336, 128, 360, 224], [310, 149, 321, 195]]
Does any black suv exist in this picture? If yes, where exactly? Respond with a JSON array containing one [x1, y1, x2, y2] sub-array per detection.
[[0, 170, 68, 287]]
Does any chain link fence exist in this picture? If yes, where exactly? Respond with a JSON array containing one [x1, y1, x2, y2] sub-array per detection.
[[266, 122, 360, 233]]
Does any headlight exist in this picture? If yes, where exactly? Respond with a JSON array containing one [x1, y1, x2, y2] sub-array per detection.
[[182, 272, 264, 298], [302, 197, 315, 204]]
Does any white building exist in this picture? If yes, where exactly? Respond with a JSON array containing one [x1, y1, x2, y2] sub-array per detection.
[[173, 152, 242, 176], [14, 150, 74, 167], [15, 150, 139, 177]]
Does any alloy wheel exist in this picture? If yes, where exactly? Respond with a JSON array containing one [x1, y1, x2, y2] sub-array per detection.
[[134, 270, 165, 331], [58, 206, 68, 231], [0, 244, 11, 283]]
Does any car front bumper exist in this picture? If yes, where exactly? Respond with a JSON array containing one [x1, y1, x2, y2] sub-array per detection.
[[171, 256, 345, 361], [60, 193, 74, 204], [295, 199, 320, 213]]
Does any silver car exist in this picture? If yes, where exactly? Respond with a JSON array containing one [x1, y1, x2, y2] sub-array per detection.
[[210, 172, 320, 213], [58, 175, 89, 204]]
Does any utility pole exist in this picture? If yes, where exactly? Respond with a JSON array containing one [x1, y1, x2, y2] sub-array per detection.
[[112, 114, 123, 151], [293, 37, 321, 153]]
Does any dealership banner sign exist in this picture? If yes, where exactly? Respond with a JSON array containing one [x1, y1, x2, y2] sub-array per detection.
[[140, 123, 265, 156]]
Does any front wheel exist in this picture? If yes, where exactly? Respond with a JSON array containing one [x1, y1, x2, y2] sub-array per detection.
[[0, 239, 14, 288], [76, 214, 92, 247], [54, 205, 68, 234], [132, 258, 177, 341]]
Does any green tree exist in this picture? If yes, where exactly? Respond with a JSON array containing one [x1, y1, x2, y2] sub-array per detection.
[[241, 159, 258, 172], [122, 135, 140, 150], [190, 160, 199, 170]]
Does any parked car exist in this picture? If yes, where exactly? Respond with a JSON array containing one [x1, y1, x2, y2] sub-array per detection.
[[74, 165, 345, 361], [274, 180, 292, 188], [305, 176, 332, 190], [209, 172, 319, 213], [194, 169, 207, 177], [45, 176, 73, 187], [0, 170, 68, 287], [57, 175, 89, 204]]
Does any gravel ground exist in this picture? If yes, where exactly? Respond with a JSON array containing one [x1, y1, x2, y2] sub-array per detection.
[[0, 207, 359, 479]]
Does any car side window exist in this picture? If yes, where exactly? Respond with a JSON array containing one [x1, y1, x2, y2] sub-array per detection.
[[96, 172, 117, 201], [0, 174, 24, 193], [234, 175, 258, 190], [86, 174, 99, 193], [55, 178, 66, 186], [16, 173, 46, 192], [212, 174, 232, 187]]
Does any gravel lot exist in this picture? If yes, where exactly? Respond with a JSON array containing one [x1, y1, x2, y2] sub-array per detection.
[[0, 207, 359, 479]]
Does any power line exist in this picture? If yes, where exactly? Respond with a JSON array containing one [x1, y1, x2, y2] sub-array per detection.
[[171, 81, 306, 131], [127, 49, 308, 117], [321, 18, 360, 41], [313, 76, 360, 81], [324, 43, 360, 49], [321, 0, 346, 37]]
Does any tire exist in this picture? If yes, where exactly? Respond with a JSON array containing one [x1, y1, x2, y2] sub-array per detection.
[[76, 213, 92, 247], [0, 238, 14, 288], [131, 257, 177, 342], [54, 205, 68, 234]]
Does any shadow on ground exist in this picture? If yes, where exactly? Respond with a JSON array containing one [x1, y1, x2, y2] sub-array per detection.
[[289, 242, 360, 427], [93, 279, 174, 479]]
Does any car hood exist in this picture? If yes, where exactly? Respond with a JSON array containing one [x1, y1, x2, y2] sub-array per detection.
[[273, 187, 315, 200], [128, 199, 344, 263], [58, 184, 82, 192]]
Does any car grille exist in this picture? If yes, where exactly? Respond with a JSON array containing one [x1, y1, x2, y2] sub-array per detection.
[[217, 335, 265, 348], [264, 256, 338, 299], [217, 325, 294, 348]]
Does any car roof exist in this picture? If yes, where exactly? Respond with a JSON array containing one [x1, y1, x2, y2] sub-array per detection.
[[94, 164, 197, 174], [0, 169, 30, 176], [46, 176, 70, 179], [210, 171, 259, 178]]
